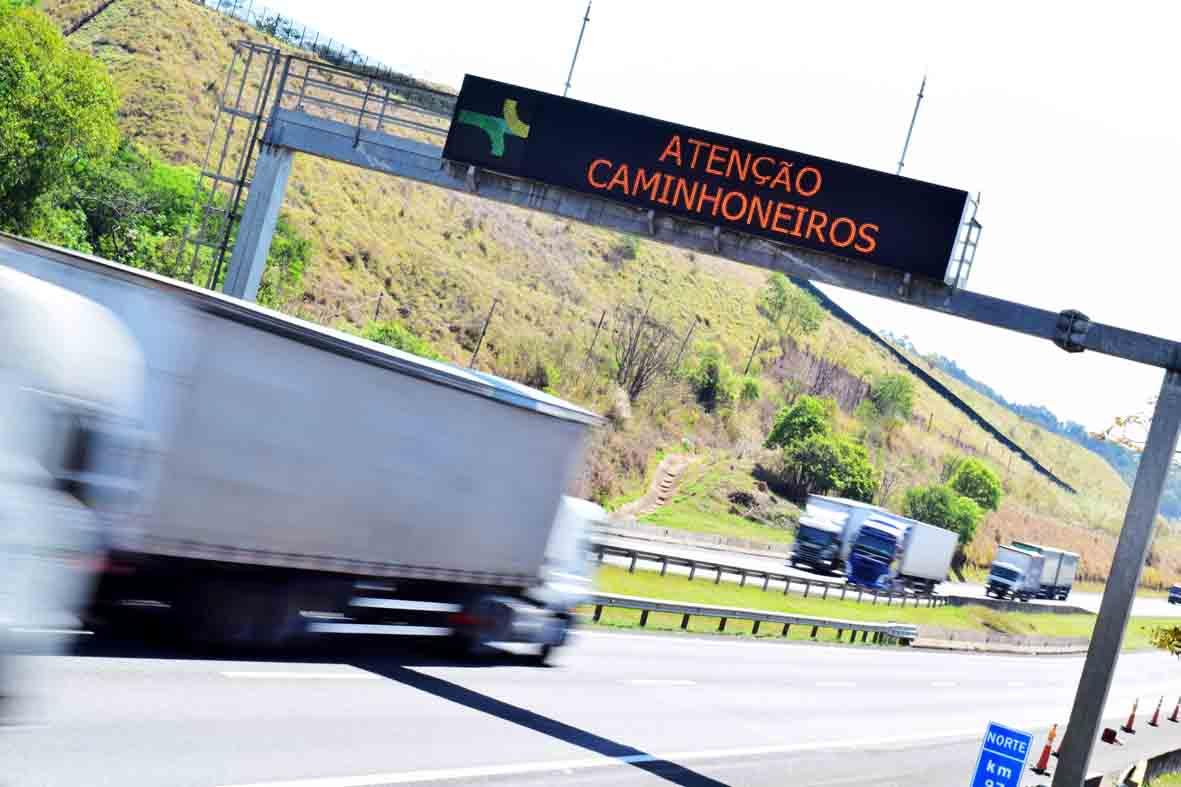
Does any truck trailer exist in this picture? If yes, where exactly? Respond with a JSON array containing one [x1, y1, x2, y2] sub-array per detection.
[[0, 234, 604, 661], [1011, 541, 1080, 600]]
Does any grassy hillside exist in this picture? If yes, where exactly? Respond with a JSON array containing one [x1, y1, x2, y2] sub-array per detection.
[[37, 0, 1176, 586]]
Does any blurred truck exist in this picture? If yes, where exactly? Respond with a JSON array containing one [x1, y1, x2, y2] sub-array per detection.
[[0, 233, 604, 662], [790, 495, 882, 573], [1011, 541, 1079, 600], [846, 513, 956, 593], [986, 544, 1044, 601]]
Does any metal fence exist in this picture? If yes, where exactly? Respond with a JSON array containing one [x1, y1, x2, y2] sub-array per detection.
[[592, 541, 949, 608], [588, 592, 919, 645]]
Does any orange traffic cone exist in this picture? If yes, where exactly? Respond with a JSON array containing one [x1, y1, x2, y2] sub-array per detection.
[[1032, 724, 1057, 774], [1149, 696, 1164, 727], [1170, 696, 1180, 723], [1122, 698, 1139, 734]]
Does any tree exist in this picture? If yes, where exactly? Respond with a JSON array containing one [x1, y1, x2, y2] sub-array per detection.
[[949, 457, 1003, 511], [0, 6, 119, 231], [611, 302, 679, 401], [362, 319, 441, 360], [765, 394, 833, 449], [902, 484, 982, 546], [758, 273, 825, 342], [869, 373, 915, 422], [687, 343, 736, 412], [776, 432, 877, 502]]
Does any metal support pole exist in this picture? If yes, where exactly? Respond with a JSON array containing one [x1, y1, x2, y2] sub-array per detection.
[[468, 298, 498, 367], [1053, 369, 1181, 787], [562, 1, 591, 97]]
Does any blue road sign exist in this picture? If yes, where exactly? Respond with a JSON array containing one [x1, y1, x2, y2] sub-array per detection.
[[970, 721, 1034, 787]]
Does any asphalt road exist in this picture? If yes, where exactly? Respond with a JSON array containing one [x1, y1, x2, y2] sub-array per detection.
[[600, 533, 1181, 617], [5, 627, 1181, 787]]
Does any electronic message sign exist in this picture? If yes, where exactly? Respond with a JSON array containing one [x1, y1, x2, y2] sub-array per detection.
[[443, 75, 969, 282]]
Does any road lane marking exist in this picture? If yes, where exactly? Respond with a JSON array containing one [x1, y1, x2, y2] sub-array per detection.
[[212, 728, 986, 787], [815, 681, 856, 688], [623, 679, 697, 687], [931, 681, 956, 688], [220, 671, 380, 680]]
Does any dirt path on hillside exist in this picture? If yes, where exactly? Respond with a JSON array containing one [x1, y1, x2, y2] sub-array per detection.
[[611, 454, 696, 521]]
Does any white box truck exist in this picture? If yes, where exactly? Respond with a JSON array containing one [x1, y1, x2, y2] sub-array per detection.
[[0, 234, 604, 662], [1012, 541, 1079, 600], [792, 495, 882, 573], [893, 518, 957, 594], [986, 545, 1044, 601]]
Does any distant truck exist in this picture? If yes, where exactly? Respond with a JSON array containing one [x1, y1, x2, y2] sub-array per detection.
[[1011, 541, 1079, 600], [986, 545, 1044, 601], [0, 233, 604, 663], [846, 514, 956, 593], [1170, 585, 1181, 605], [789, 495, 883, 574]]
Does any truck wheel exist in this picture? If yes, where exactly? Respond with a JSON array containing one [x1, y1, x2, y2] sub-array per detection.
[[532, 643, 554, 666]]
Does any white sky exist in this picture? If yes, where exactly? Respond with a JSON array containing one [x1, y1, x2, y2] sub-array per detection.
[[266, 0, 1180, 430]]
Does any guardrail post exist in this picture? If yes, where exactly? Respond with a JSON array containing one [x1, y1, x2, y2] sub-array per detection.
[[857, 588, 863, 602], [597, 550, 605, 563], [752, 620, 761, 635], [836, 629, 843, 641], [841, 586, 847, 600], [681, 613, 690, 630], [660, 559, 668, 576], [639, 610, 649, 627], [688, 564, 697, 581], [810, 625, 819, 640], [714, 568, 723, 585], [762, 576, 770, 591], [822, 585, 830, 600], [593, 604, 603, 622], [628, 554, 637, 573], [861, 630, 869, 643], [717, 617, 727, 632], [887, 593, 893, 606], [739, 572, 747, 587], [783, 579, 791, 595], [803, 582, 811, 598], [872, 591, 878, 605]]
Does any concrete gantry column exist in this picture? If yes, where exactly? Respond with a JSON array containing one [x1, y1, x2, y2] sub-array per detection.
[[223, 144, 294, 301]]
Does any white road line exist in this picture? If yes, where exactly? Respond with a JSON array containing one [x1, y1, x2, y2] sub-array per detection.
[[213, 728, 983, 787], [220, 671, 380, 680], [815, 681, 857, 688], [623, 679, 697, 687], [931, 681, 957, 688], [10, 627, 93, 635]]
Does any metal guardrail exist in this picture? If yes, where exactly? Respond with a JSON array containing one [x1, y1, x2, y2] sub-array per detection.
[[591, 542, 948, 609], [588, 592, 919, 645]]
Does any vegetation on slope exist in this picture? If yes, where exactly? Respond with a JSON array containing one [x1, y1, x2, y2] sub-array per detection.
[[12, 0, 1172, 587]]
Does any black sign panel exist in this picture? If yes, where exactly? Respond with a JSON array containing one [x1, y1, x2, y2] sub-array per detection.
[[443, 75, 969, 281]]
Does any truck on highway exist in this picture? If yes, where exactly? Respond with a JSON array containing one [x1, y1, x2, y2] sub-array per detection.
[[1011, 541, 1079, 600], [845, 514, 955, 593], [790, 495, 882, 573], [0, 234, 604, 662], [986, 545, 1044, 601]]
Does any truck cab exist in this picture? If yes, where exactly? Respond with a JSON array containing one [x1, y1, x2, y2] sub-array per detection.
[[789, 515, 845, 573], [796, 495, 882, 574], [986, 545, 1043, 601], [1169, 585, 1181, 605], [846, 516, 903, 589], [986, 561, 1025, 599]]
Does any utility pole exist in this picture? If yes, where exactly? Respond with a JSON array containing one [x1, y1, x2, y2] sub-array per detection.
[[896, 73, 927, 175], [1053, 370, 1181, 786], [563, 1, 592, 97], [469, 298, 499, 368]]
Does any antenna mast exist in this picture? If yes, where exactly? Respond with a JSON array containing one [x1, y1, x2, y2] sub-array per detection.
[[896, 73, 927, 175], [563, 1, 592, 97]]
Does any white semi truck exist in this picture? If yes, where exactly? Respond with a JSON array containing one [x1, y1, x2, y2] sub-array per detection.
[[0, 234, 604, 662], [986, 544, 1044, 601]]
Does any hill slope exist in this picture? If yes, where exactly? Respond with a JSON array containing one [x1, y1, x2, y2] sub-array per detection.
[[36, 0, 1179, 586]]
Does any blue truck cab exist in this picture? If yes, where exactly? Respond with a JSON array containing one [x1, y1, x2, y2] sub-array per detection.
[[846, 516, 904, 589], [1169, 585, 1181, 605]]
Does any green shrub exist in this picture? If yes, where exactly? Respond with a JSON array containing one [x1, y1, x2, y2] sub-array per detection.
[[688, 343, 736, 412], [739, 376, 761, 403], [868, 373, 915, 421], [777, 432, 877, 502], [362, 319, 441, 360], [765, 394, 834, 449], [949, 457, 1003, 511], [902, 484, 982, 545]]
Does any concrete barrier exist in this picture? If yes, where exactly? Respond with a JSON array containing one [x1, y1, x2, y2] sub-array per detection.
[[1084, 742, 1181, 786], [944, 594, 1094, 616]]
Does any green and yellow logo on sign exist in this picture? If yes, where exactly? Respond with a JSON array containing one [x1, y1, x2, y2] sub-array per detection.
[[455, 99, 530, 157]]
